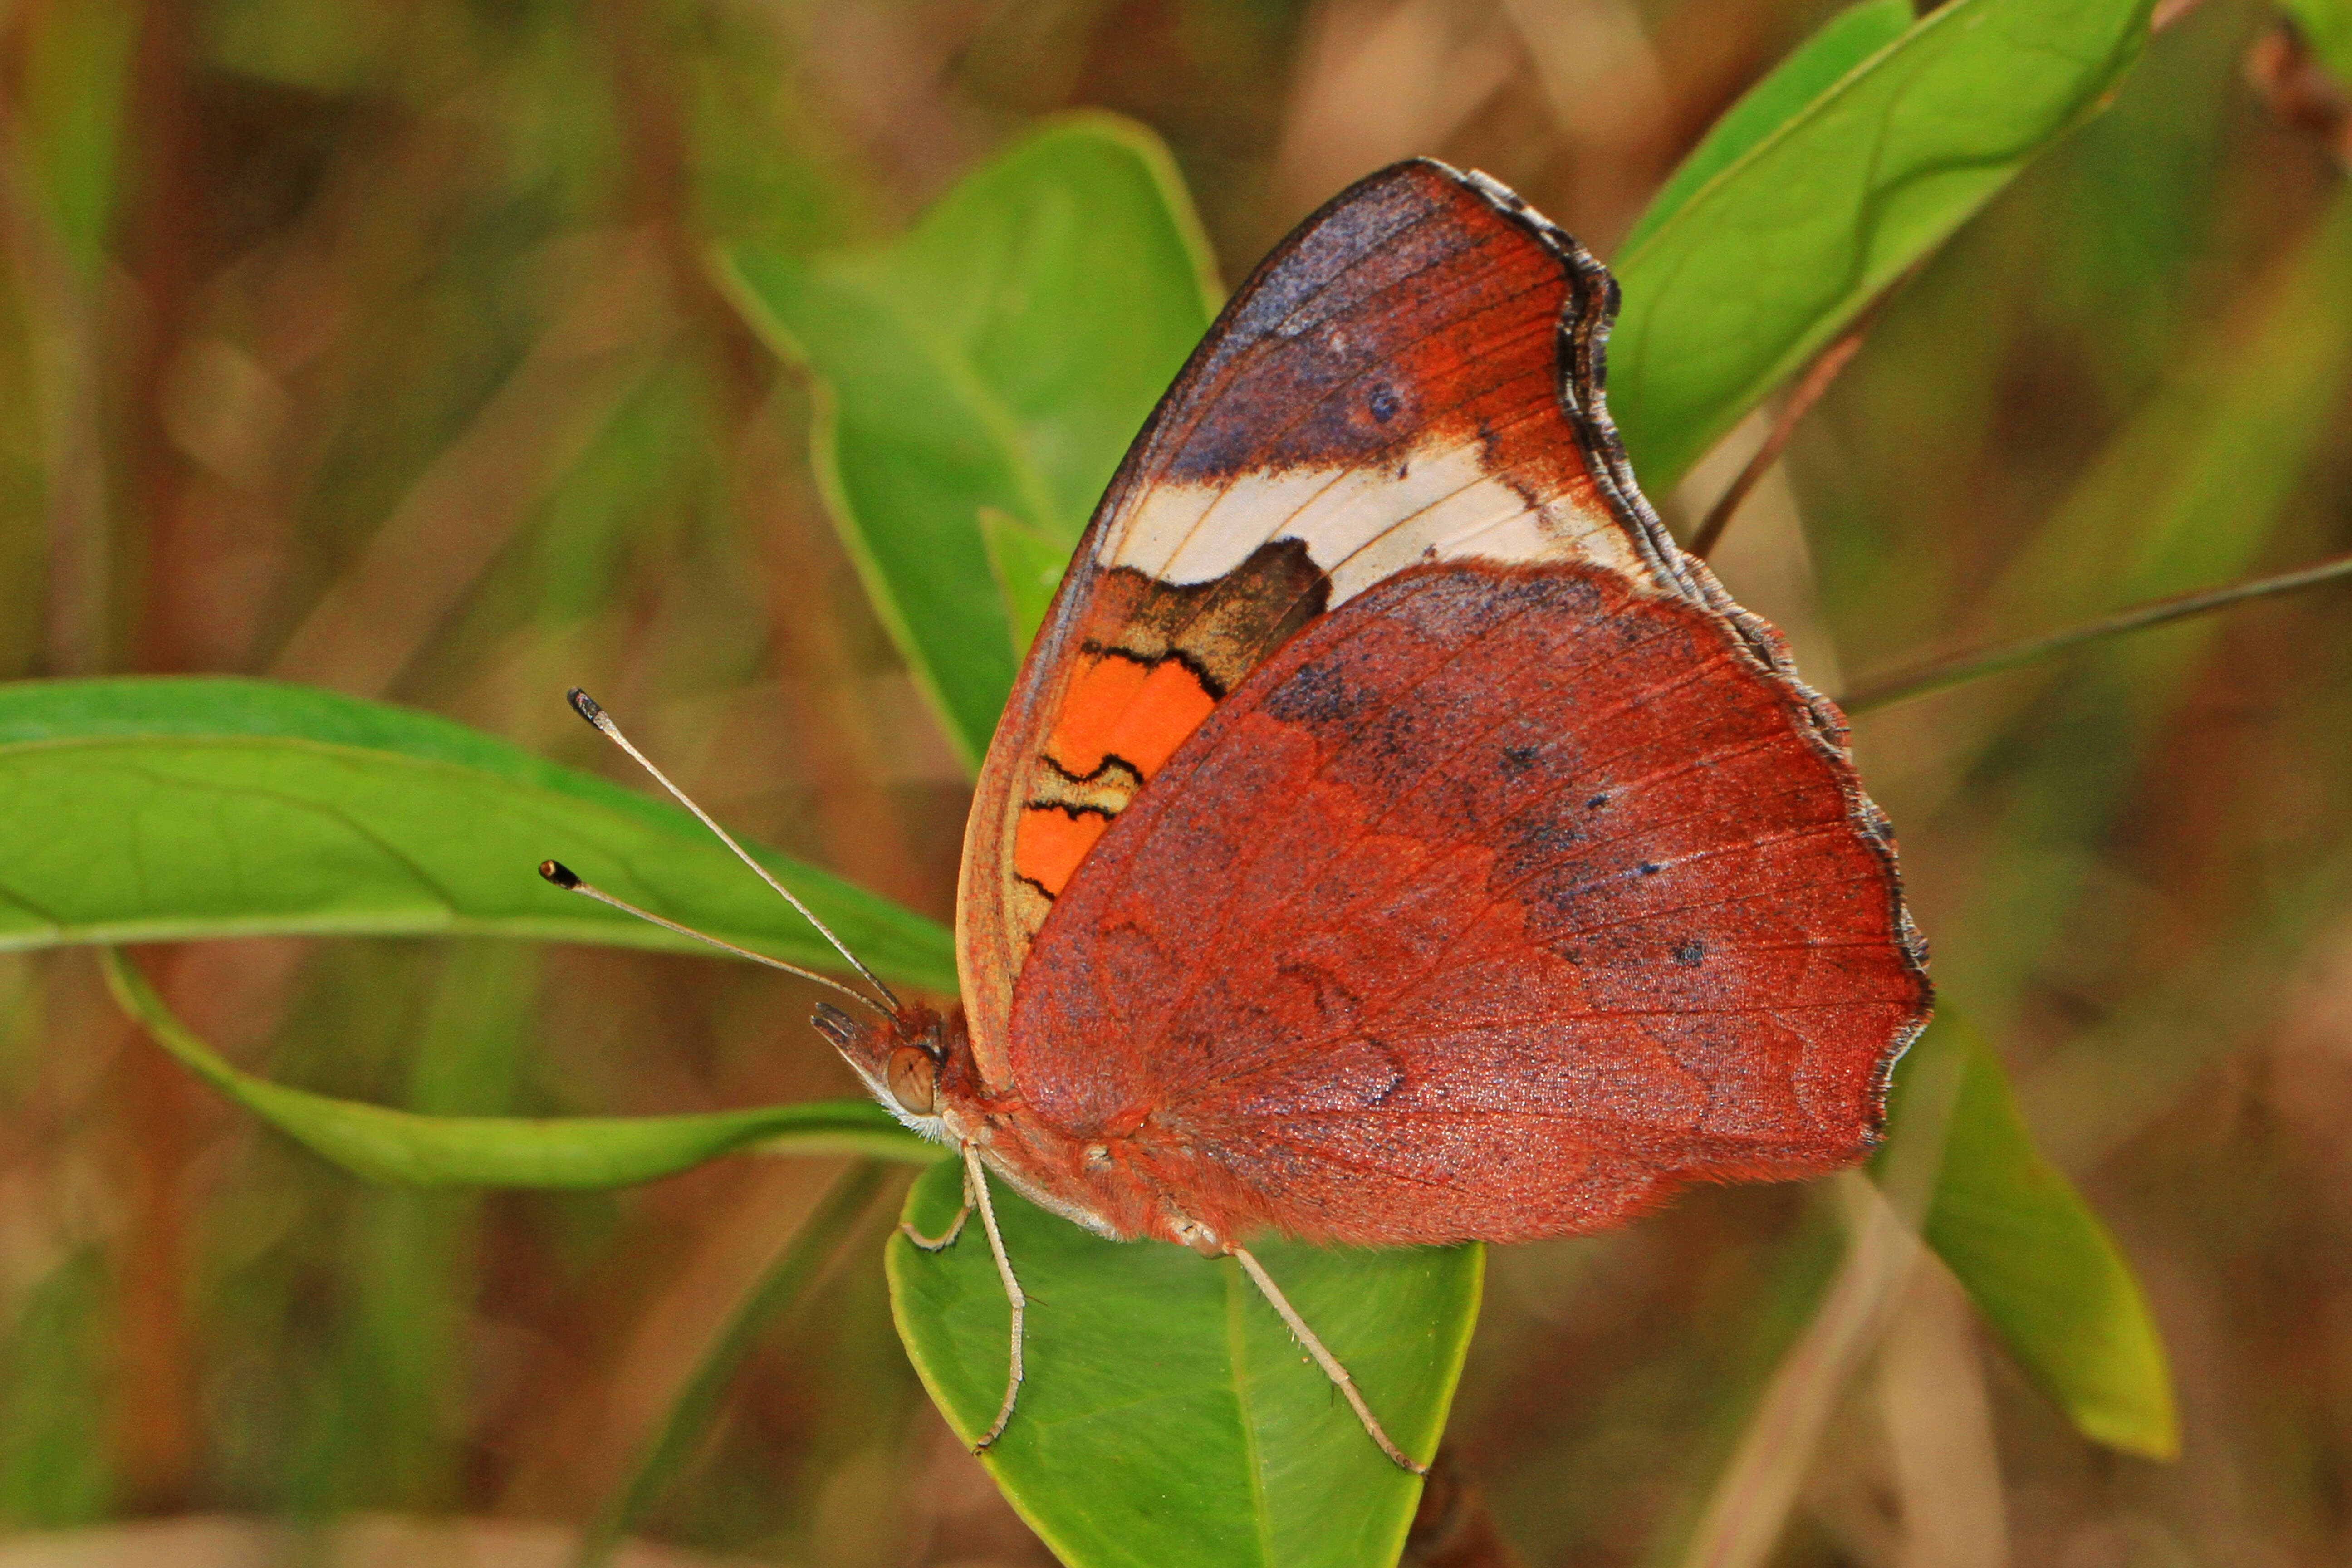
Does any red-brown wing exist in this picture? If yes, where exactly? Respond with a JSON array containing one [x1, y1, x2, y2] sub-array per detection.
[[957, 160, 1700, 1086], [1003, 559, 1930, 1248]]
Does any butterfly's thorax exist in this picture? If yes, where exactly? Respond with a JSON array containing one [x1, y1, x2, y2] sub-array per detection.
[[928, 1016, 1262, 1250], [832, 1003, 1204, 1246]]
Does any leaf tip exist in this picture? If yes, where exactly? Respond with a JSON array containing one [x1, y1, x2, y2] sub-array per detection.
[[2082, 1395, 2182, 1462]]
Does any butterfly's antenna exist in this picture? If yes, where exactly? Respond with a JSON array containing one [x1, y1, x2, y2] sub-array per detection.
[[538, 860, 891, 1019], [563, 688, 904, 1014]]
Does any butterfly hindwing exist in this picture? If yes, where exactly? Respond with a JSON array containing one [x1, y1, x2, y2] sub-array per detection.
[[1003, 557, 1929, 1246]]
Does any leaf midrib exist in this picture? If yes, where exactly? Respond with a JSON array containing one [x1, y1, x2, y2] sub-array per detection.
[[1223, 1257, 1279, 1568]]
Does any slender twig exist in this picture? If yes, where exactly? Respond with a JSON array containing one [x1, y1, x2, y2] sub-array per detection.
[[1691, 325, 1872, 560], [575, 1162, 888, 1568], [1840, 547, 2352, 715]]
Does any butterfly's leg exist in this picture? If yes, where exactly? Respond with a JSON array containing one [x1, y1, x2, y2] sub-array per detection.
[[961, 1142, 1028, 1451], [1229, 1244, 1427, 1475], [898, 1155, 971, 1252]]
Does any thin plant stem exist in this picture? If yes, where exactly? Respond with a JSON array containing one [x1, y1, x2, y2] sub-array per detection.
[[1690, 326, 1870, 561], [1841, 547, 2352, 715]]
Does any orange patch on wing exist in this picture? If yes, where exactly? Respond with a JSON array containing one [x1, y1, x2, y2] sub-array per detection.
[[1044, 654, 1219, 781], [1015, 807, 1112, 897]]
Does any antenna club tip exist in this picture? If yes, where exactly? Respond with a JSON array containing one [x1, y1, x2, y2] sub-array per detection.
[[565, 688, 604, 725], [539, 859, 582, 890]]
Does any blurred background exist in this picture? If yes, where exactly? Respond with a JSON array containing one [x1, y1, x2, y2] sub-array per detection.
[[1, 0, 2350, 1564]]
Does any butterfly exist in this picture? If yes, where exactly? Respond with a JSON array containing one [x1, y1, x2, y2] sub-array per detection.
[[551, 157, 1930, 1474]]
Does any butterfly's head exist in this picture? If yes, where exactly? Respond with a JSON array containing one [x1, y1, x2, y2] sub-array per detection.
[[812, 999, 969, 1141]]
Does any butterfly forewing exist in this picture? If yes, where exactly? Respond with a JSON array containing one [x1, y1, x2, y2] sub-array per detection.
[[958, 160, 1708, 1082]]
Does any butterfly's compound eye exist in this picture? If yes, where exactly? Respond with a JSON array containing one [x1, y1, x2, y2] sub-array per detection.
[[885, 1044, 938, 1117]]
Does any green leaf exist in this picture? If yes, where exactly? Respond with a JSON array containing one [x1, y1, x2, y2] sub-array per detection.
[[1619, 0, 1914, 256], [889, 1161, 1481, 1568], [1610, 0, 2156, 492], [103, 948, 939, 1187], [718, 113, 1221, 768], [978, 505, 1071, 656], [0, 676, 956, 994], [1882, 1012, 2179, 1458]]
